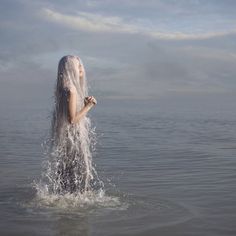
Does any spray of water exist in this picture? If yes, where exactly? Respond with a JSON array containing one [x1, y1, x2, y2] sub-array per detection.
[[35, 56, 106, 205]]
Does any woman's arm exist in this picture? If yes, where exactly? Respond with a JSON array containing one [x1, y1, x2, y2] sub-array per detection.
[[68, 88, 96, 124]]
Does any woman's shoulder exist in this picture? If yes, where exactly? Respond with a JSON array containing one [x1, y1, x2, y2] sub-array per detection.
[[68, 85, 77, 94], [63, 85, 77, 96]]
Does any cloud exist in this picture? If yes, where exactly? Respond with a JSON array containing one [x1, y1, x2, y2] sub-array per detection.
[[1, 0, 236, 101], [40, 8, 139, 33], [40, 8, 236, 40]]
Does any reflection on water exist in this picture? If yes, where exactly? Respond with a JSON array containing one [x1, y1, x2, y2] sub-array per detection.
[[3, 185, 194, 236], [0, 99, 236, 235]]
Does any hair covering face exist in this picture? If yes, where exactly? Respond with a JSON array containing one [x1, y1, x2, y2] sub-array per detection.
[[56, 55, 87, 110], [53, 55, 88, 140]]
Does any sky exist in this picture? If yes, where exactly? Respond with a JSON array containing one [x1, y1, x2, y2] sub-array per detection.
[[0, 0, 236, 103]]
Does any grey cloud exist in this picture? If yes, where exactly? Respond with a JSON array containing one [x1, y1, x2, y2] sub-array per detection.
[[0, 0, 236, 101]]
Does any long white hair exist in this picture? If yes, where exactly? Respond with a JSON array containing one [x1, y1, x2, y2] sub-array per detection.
[[52, 55, 88, 142], [43, 55, 101, 194]]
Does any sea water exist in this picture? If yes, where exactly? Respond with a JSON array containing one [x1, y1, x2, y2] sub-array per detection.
[[0, 87, 236, 236]]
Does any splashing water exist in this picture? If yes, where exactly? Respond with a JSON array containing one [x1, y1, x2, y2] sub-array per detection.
[[39, 117, 104, 194], [35, 56, 107, 205]]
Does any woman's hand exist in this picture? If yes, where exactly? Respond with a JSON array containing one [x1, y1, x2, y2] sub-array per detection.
[[70, 96, 97, 124], [84, 96, 97, 106]]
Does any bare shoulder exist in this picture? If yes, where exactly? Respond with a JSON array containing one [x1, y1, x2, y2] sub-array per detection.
[[68, 85, 77, 94], [67, 85, 77, 106]]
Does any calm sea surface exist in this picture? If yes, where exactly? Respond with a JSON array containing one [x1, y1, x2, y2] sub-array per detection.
[[0, 92, 236, 236]]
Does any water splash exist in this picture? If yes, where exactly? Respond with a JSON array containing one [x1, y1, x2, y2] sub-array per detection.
[[39, 118, 104, 195], [32, 183, 126, 211], [35, 56, 104, 202]]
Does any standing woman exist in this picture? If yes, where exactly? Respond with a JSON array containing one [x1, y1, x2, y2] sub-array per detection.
[[47, 55, 99, 195]]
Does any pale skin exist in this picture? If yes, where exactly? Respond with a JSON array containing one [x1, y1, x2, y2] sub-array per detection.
[[65, 60, 97, 124], [68, 87, 97, 124]]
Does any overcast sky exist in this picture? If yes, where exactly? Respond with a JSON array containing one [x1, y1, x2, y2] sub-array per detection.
[[1, 0, 236, 102]]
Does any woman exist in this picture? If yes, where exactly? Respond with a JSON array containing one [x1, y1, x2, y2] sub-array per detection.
[[47, 55, 100, 195], [56, 55, 97, 126]]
